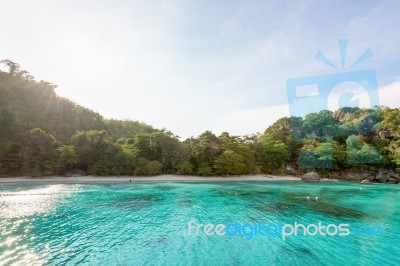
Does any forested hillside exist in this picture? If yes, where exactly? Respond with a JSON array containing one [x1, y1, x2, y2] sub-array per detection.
[[1, 60, 400, 177]]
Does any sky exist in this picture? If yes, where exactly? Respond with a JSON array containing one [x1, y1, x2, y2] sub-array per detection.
[[0, 0, 400, 139]]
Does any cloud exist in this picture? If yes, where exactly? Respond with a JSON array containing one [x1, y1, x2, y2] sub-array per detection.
[[214, 104, 290, 136], [379, 82, 400, 108], [0, 0, 399, 139]]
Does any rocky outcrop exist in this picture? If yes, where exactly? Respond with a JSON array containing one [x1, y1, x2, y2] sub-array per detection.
[[360, 179, 372, 184], [286, 166, 296, 175], [374, 169, 399, 183], [324, 170, 373, 181], [378, 130, 393, 139], [323, 169, 400, 184], [302, 171, 320, 182], [335, 107, 354, 122], [65, 169, 87, 177]]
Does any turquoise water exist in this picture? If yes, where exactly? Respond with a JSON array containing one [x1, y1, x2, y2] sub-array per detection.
[[0, 182, 399, 265]]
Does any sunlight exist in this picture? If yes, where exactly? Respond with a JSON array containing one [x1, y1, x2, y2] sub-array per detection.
[[0, 184, 67, 218]]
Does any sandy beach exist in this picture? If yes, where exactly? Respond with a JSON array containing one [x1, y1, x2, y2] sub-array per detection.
[[0, 175, 302, 184]]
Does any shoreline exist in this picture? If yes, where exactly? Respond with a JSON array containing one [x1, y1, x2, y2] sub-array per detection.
[[0, 175, 304, 184]]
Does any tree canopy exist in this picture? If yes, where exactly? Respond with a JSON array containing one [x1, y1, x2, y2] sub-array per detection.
[[1, 60, 400, 176]]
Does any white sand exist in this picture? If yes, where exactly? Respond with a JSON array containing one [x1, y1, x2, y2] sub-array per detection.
[[0, 175, 302, 184]]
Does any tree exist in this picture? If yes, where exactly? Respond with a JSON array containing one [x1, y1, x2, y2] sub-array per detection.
[[133, 158, 162, 175], [71, 130, 123, 174], [193, 131, 221, 168], [264, 117, 302, 165], [0, 109, 20, 174], [232, 144, 255, 174], [382, 108, 400, 137], [146, 160, 163, 175], [346, 135, 381, 165], [214, 150, 245, 175], [198, 162, 213, 176], [261, 137, 290, 174], [57, 145, 77, 172], [301, 110, 338, 139], [299, 142, 333, 169], [21, 128, 60, 176], [388, 140, 400, 170], [177, 160, 195, 175], [1, 59, 21, 76]]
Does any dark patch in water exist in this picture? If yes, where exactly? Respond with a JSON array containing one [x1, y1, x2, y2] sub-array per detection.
[[282, 192, 309, 201], [215, 189, 274, 198], [308, 201, 367, 218], [272, 202, 298, 211], [279, 246, 292, 255], [298, 247, 314, 256], [251, 201, 298, 214], [279, 246, 315, 257], [152, 185, 177, 191], [55, 214, 69, 219], [246, 215, 266, 223], [156, 237, 169, 245], [319, 187, 369, 196], [114, 195, 162, 210], [178, 199, 196, 206]]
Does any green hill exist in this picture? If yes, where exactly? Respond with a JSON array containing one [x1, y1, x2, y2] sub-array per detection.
[[1, 59, 400, 179]]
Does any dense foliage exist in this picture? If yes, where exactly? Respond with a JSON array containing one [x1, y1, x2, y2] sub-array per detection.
[[1, 60, 400, 176]]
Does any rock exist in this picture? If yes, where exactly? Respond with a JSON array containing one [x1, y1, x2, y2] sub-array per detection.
[[302, 171, 320, 182], [355, 171, 374, 182], [360, 179, 372, 184], [286, 166, 296, 175], [345, 173, 360, 181], [325, 172, 341, 179], [374, 169, 399, 183], [378, 130, 393, 139], [376, 178, 387, 183], [365, 175, 375, 181], [65, 169, 87, 177], [389, 171, 400, 180], [375, 170, 387, 180], [320, 178, 339, 182], [335, 107, 355, 122], [325, 169, 400, 184]]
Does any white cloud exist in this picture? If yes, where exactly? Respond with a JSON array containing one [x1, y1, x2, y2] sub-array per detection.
[[0, 0, 399, 139], [379, 82, 400, 108], [214, 104, 290, 136]]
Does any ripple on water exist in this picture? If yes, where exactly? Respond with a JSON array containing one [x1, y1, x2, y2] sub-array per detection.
[[251, 201, 299, 215], [152, 184, 178, 191], [214, 188, 276, 199], [0, 182, 398, 265], [278, 245, 324, 265], [113, 195, 163, 211], [178, 199, 196, 206]]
